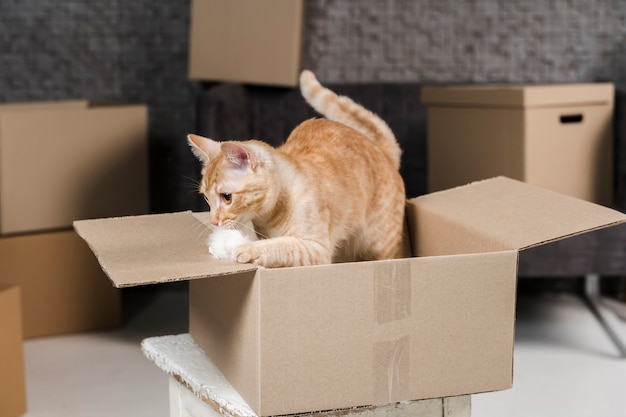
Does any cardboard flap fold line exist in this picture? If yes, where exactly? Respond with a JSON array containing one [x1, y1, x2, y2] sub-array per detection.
[[74, 177, 626, 289]]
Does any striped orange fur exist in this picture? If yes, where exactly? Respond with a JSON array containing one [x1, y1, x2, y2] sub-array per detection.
[[188, 70, 406, 267]]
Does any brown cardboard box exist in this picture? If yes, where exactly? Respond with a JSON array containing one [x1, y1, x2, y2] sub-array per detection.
[[421, 84, 614, 206], [73, 177, 626, 416], [188, 0, 304, 86], [0, 102, 149, 235], [0, 284, 27, 417], [0, 230, 121, 339]]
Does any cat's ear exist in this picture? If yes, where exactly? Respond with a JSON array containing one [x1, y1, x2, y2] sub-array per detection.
[[187, 134, 221, 164], [221, 142, 257, 170]]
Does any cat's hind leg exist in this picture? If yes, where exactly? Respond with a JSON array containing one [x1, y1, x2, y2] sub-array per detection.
[[355, 211, 405, 261]]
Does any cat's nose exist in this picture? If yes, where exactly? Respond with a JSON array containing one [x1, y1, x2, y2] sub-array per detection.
[[211, 219, 220, 227]]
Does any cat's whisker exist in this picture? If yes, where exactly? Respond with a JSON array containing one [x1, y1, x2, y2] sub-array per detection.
[[182, 224, 210, 249], [181, 174, 201, 183], [179, 176, 205, 198], [193, 226, 211, 244], [235, 218, 270, 240], [190, 217, 215, 244], [250, 214, 272, 238], [222, 219, 264, 240]]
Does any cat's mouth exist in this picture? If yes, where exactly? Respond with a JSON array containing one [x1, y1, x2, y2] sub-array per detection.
[[214, 218, 239, 230]]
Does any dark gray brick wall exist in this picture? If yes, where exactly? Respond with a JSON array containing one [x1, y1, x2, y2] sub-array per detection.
[[303, 0, 626, 84], [2, 0, 625, 212]]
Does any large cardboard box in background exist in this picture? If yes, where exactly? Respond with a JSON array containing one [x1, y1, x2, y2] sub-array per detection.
[[421, 83, 614, 206], [0, 102, 149, 235], [0, 284, 27, 417], [74, 177, 626, 416], [188, 0, 304, 86], [0, 230, 121, 338]]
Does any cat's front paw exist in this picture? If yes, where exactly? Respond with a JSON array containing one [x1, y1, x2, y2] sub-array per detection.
[[233, 242, 268, 267]]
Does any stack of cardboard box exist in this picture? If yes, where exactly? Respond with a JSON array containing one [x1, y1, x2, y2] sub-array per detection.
[[0, 100, 149, 416]]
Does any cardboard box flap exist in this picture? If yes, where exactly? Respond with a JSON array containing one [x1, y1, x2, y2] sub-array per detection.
[[421, 83, 614, 108], [412, 177, 626, 254], [73, 212, 256, 288]]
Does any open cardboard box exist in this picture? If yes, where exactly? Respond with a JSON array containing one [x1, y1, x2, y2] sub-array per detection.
[[74, 177, 626, 416]]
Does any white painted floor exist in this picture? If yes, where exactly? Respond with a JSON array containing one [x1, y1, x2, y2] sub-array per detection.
[[21, 284, 626, 417], [473, 292, 626, 417]]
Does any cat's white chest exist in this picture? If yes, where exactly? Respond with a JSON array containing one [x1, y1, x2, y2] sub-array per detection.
[[207, 228, 252, 261]]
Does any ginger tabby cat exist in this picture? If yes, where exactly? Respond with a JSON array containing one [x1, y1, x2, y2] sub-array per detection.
[[188, 70, 406, 268]]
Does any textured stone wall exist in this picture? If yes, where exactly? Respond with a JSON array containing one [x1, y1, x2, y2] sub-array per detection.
[[303, 0, 626, 84], [2, 0, 625, 211]]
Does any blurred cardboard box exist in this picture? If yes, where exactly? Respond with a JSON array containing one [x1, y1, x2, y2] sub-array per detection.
[[188, 0, 304, 86], [0, 230, 121, 338], [422, 83, 614, 206], [0, 284, 27, 417], [74, 177, 626, 416], [0, 100, 146, 338], [0, 101, 149, 235]]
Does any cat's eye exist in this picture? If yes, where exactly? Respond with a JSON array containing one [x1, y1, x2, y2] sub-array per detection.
[[221, 193, 232, 204]]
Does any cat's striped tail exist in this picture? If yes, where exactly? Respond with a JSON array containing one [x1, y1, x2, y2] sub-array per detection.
[[299, 69, 402, 170]]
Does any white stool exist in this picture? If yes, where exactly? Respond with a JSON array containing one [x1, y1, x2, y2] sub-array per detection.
[[142, 334, 471, 417]]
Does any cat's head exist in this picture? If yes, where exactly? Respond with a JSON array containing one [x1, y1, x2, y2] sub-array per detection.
[[187, 134, 278, 229]]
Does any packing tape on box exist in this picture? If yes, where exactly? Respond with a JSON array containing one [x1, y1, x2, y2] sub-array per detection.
[[374, 261, 411, 325], [373, 261, 412, 402], [374, 335, 410, 403]]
